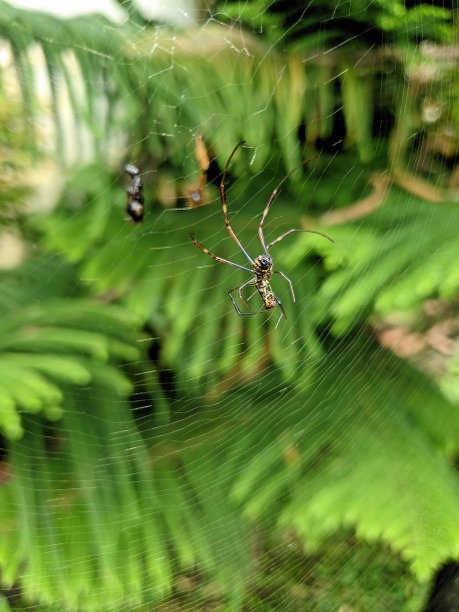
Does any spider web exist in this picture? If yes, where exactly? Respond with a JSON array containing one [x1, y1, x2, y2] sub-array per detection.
[[1, 0, 459, 610]]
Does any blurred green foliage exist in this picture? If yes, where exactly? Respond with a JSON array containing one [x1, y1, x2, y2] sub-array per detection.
[[215, 0, 454, 47], [0, 258, 140, 439], [0, 0, 458, 610]]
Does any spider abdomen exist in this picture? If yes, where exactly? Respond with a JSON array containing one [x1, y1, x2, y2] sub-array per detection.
[[255, 278, 276, 310]]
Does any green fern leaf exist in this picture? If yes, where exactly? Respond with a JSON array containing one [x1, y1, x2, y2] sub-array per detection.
[[231, 339, 459, 581]]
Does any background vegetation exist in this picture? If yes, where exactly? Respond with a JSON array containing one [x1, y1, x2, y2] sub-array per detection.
[[0, 0, 458, 609]]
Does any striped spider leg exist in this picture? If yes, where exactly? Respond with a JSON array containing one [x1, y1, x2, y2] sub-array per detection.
[[257, 157, 334, 302]]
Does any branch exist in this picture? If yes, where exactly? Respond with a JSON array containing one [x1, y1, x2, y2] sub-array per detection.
[[320, 173, 391, 225]]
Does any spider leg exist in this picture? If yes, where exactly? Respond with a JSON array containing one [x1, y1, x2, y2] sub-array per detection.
[[267, 228, 334, 251], [228, 291, 268, 316], [190, 234, 253, 272], [220, 141, 255, 265], [228, 282, 286, 318], [274, 294, 287, 319], [274, 270, 295, 302], [258, 155, 319, 255], [237, 278, 255, 309], [227, 278, 256, 314]]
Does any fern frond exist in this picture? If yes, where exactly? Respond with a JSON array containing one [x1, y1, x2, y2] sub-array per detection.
[[0, 255, 252, 609], [0, 388, 250, 609], [4, 1, 455, 173], [230, 338, 459, 581], [0, 259, 140, 439], [283, 188, 459, 334], [216, 0, 453, 46]]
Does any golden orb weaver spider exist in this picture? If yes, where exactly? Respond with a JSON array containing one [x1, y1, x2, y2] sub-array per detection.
[[190, 141, 334, 318]]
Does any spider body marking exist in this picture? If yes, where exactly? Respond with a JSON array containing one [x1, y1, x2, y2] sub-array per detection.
[[191, 141, 334, 318], [124, 163, 144, 223], [253, 255, 276, 310]]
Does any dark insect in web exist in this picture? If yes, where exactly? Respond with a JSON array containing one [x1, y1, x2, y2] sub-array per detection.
[[190, 141, 334, 319], [124, 163, 144, 223]]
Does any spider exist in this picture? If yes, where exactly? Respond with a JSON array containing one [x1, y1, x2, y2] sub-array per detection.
[[190, 141, 334, 318], [125, 163, 144, 223]]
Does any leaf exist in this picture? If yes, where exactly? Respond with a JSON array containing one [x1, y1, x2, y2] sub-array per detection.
[[341, 69, 374, 161], [231, 339, 459, 581], [0, 258, 140, 438], [306, 190, 459, 334]]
